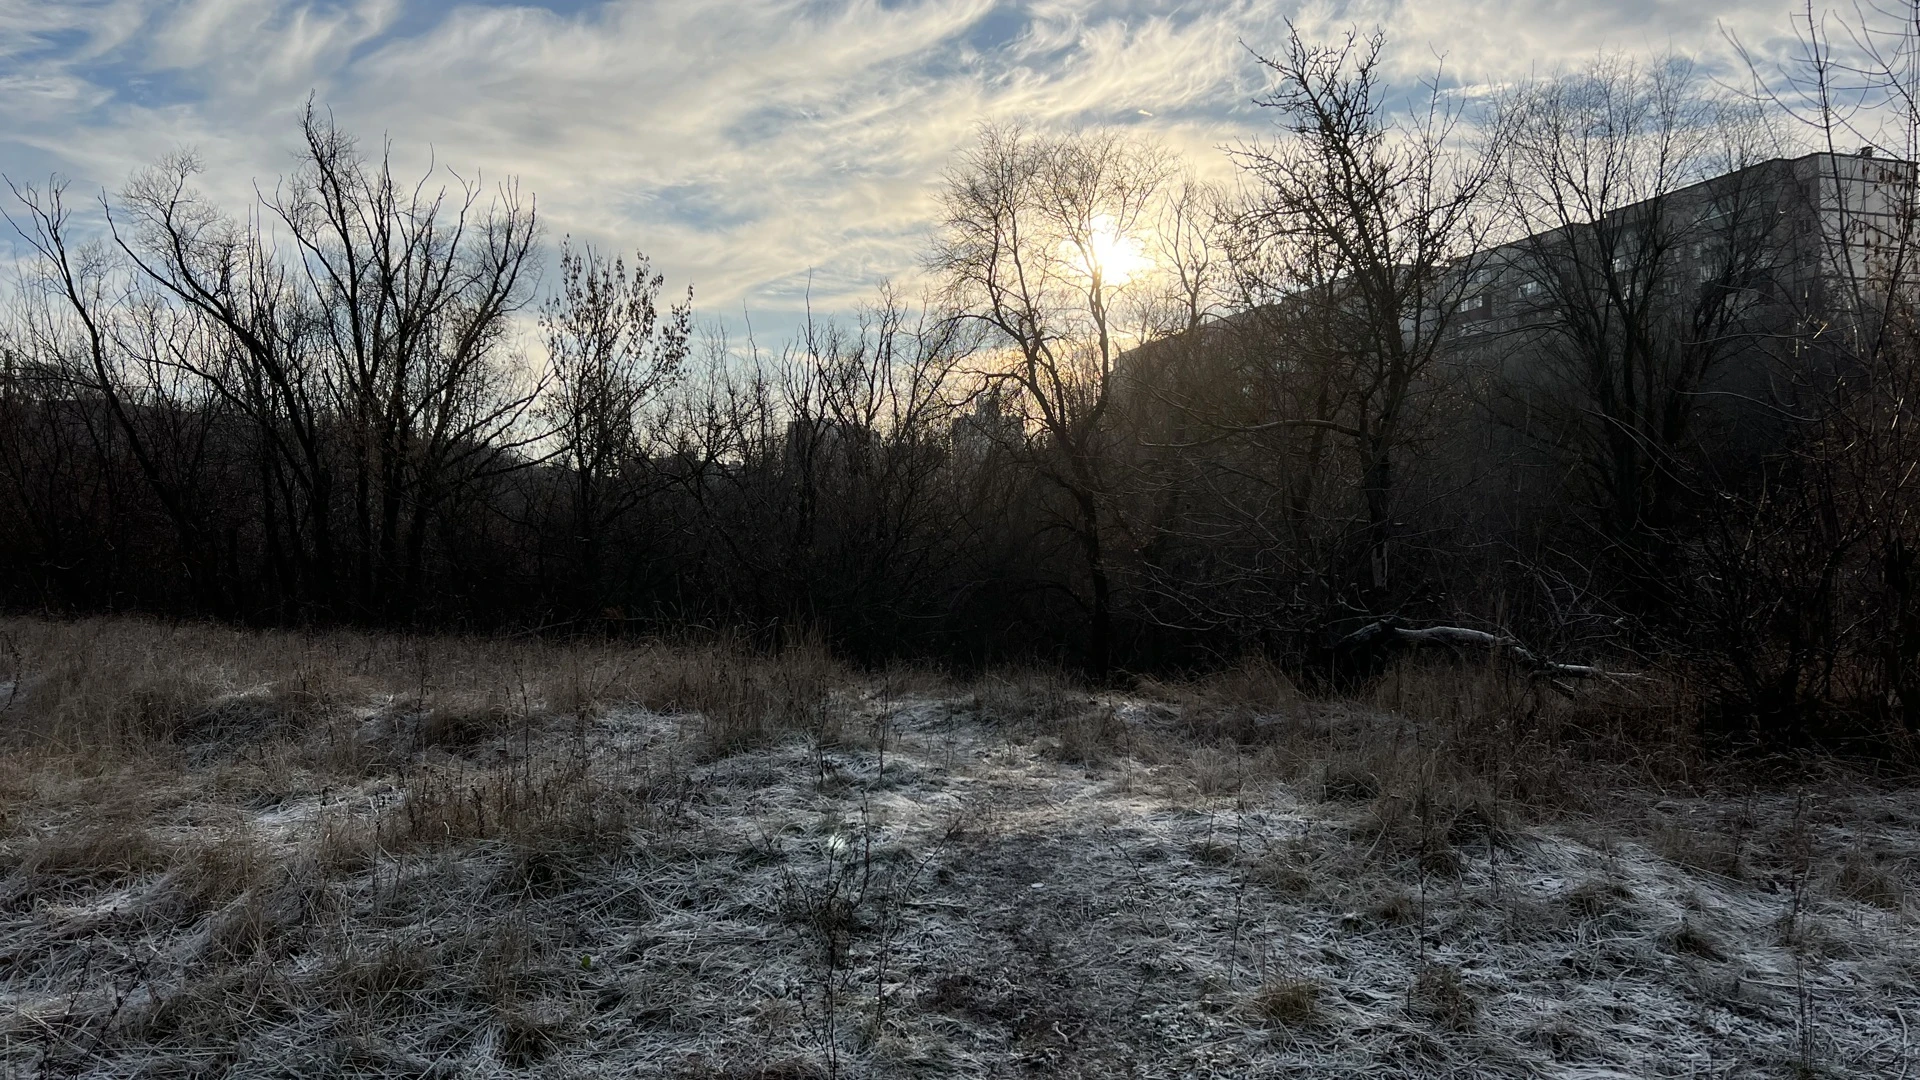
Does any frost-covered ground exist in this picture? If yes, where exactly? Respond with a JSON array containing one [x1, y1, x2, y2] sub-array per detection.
[[1, 633, 1916, 1078]]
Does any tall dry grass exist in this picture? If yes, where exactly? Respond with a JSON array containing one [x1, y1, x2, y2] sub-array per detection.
[[0, 615, 858, 934], [1102, 651, 1717, 878], [0, 615, 851, 758], [0, 614, 1777, 880], [0, 615, 871, 1075]]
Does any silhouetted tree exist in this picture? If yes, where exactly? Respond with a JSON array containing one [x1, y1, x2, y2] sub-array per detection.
[[538, 240, 691, 615], [933, 124, 1170, 672]]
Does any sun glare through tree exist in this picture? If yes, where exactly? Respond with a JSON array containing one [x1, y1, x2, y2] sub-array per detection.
[[1064, 213, 1155, 286]]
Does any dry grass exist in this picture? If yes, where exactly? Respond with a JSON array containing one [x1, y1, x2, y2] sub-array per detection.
[[1246, 977, 1321, 1027], [1565, 876, 1635, 918], [1834, 848, 1909, 910], [1410, 962, 1481, 1031], [0, 615, 1916, 1078]]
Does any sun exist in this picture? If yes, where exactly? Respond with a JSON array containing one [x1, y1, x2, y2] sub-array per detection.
[[1064, 214, 1154, 287]]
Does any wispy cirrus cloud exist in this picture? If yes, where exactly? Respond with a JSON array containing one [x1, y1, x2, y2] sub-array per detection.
[[0, 0, 1805, 336]]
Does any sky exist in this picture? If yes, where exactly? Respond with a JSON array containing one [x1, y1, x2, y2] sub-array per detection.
[[0, 0, 1810, 342]]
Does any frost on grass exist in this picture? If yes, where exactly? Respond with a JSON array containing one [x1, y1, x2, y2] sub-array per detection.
[[0, 623, 1917, 1078]]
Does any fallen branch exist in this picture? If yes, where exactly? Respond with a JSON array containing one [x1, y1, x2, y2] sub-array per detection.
[[1335, 620, 1649, 683]]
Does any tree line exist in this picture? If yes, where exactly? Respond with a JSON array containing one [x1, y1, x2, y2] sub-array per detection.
[[7, 10, 1920, 749]]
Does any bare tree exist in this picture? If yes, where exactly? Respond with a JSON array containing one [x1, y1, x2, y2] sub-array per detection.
[[1492, 55, 1788, 612], [94, 150, 338, 616], [101, 111, 543, 620], [932, 124, 1170, 672], [3, 110, 546, 622], [3, 178, 242, 612], [269, 109, 541, 618], [1146, 171, 1233, 338], [1709, 2, 1920, 739], [538, 240, 691, 614], [636, 291, 973, 652], [1216, 26, 1502, 620]]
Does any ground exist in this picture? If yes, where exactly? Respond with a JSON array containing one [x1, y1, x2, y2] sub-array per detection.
[[0, 618, 1916, 1077]]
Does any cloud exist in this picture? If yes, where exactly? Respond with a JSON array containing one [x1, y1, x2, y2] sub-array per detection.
[[0, 0, 1806, 339]]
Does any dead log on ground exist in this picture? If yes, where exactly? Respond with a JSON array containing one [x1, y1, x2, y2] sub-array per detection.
[[1333, 620, 1647, 685]]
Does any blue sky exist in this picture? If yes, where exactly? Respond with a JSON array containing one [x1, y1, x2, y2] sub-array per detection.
[[1, 0, 1802, 340]]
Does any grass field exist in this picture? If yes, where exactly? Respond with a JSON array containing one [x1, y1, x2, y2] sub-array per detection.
[[0, 616, 1915, 1078]]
